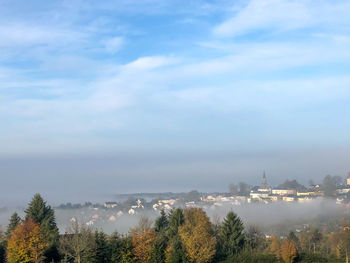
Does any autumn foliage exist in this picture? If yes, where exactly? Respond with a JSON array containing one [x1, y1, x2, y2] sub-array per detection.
[[132, 228, 157, 263], [281, 239, 298, 263], [6, 219, 49, 263], [179, 208, 216, 263]]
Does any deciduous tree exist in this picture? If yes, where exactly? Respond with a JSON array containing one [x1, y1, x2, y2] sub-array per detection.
[[269, 235, 281, 259], [179, 208, 216, 263], [59, 222, 96, 263], [7, 220, 49, 263], [281, 239, 298, 263], [132, 228, 157, 263]]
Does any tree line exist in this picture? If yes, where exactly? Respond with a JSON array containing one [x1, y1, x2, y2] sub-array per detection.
[[0, 194, 349, 263]]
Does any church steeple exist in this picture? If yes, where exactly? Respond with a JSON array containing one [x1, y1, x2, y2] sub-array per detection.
[[262, 171, 267, 187]]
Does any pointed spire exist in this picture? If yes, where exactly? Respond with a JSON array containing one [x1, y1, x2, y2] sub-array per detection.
[[262, 171, 267, 187]]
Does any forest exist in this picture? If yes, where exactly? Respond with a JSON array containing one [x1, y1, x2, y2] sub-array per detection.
[[0, 194, 349, 263]]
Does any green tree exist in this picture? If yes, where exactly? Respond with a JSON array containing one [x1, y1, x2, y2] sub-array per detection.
[[155, 210, 169, 233], [5, 212, 21, 238], [151, 210, 169, 263], [166, 235, 188, 263], [216, 211, 245, 260], [119, 236, 134, 263], [165, 208, 188, 263], [94, 230, 109, 263], [109, 232, 123, 262], [168, 208, 184, 238], [25, 193, 59, 261], [0, 229, 5, 263]]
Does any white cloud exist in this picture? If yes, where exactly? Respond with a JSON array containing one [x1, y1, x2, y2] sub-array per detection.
[[0, 23, 85, 48], [125, 56, 180, 70], [213, 0, 350, 37], [103, 36, 125, 53]]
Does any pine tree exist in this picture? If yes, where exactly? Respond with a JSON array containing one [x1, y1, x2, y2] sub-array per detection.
[[155, 209, 169, 233], [165, 235, 188, 263], [94, 231, 110, 263], [165, 208, 188, 263], [119, 236, 134, 263], [109, 232, 123, 263], [25, 194, 59, 261], [5, 212, 21, 238], [168, 208, 184, 238], [216, 211, 245, 260], [0, 240, 5, 263]]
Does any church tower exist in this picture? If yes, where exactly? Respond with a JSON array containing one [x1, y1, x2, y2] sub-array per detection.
[[262, 171, 267, 187]]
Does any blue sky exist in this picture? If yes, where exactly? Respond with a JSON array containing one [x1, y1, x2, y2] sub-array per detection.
[[0, 0, 349, 201]]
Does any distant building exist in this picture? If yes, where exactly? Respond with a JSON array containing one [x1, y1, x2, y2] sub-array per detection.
[[347, 172, 350, 185], [282, 195, 296, 202], [272, 188, 296, 196], [128, 208, 135, 215], [250, 172, 272, 201], [336, 185, 350, 195], [104, 202, 118, 208], [109, 215, 116, 221]]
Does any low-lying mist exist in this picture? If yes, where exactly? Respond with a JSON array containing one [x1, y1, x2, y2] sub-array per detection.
[[0, 198, 346, 236]]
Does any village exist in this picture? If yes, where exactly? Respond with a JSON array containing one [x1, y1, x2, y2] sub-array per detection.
[[54, 173, 350, 231]]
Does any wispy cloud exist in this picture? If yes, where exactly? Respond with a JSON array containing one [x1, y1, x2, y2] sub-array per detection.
[[0, 0, 349, 156], [213, 0, 350, 37], [103, 36, 125, 53]]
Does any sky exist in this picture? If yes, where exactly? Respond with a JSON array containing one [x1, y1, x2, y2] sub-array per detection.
[[0, 0, 349, 204]]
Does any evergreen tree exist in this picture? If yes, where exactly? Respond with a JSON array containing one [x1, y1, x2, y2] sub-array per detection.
[[0, 241, 5, 263], [119, 236, 134, 263], [165, 208, 188, 263], [168, 208, 184, 238], [94, 230, 109, 263], [109, 232, 123, 263], [155, 209, 169, 233], [216, 211, 245, 260], [152, 210, 169, 262], [25, 193, 59, 261], [165, 235, 188, 263], [5, 212, 21, 238], [149, 236, 167, 263]]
